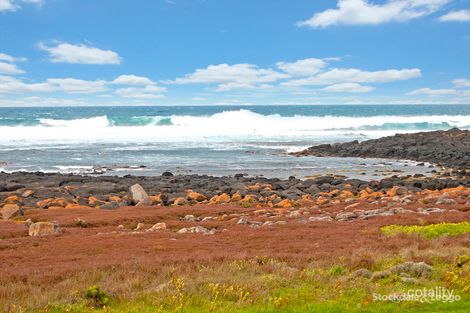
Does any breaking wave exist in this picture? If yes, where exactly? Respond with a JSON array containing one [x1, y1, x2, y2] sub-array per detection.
[[1, 110, 469, 144]]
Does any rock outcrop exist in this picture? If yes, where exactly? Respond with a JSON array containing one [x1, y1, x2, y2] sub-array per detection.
[[292, 128, 470, 169]]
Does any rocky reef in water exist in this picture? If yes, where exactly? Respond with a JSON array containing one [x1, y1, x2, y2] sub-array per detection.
[[292, 128, 470, 169]]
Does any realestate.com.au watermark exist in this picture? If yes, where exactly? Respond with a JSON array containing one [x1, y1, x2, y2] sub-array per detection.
[[373, 287, 461, 303]]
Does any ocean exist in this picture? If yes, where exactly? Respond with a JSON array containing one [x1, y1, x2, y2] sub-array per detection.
[[0, 104, 469, 179]]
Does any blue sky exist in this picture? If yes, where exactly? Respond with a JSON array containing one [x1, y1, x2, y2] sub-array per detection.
[[0, 0, 469, 106]]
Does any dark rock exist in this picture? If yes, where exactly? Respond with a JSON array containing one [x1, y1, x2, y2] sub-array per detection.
[[100, 202, 120, 210], [292, 129, 470, 169]]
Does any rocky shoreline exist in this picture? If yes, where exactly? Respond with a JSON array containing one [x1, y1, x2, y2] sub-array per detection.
[[292, 128, 470, 169], [1, 169, 469, 221], [1, 128, 469, 237]]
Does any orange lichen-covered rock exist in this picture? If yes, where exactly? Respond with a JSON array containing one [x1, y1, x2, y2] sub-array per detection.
[[241, 194, 257, 203], [275, 199, 293, 209], [247, 183, 272, 192], [173, 198, 187, 206], [210, 193, 231, 204], [186, 190, 207, 202], [329, 189, 341, 197], [36, 198, 68, 209], [369, 191, 383, 199], [316, 196, 329, 205], [1, 203, 22, 220], [386, 187, 398, 197], [247, 184, 262, 192], [5, 195, 19, 204], [109, 196, 122, 202], [88, 196, 105, 206], [22, 190, 34, 198], [149, 194, 168, 205], [231, 192, 243, 201], [340, 190, 354, 199], [63, 185, 78, 191], [267, 194, 280, 201]]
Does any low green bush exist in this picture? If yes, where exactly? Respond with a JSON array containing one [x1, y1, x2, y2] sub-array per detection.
[[85, 285, 111, 308]]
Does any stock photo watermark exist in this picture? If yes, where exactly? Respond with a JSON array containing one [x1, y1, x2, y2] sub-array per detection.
[[373, 287, 461, 303]]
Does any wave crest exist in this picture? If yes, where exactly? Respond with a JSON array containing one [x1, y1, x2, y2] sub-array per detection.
[[39, 116, 110, 128], [0, 109, 468, 144]]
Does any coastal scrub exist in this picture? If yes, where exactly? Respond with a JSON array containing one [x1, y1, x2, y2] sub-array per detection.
[[381, 222, 470, 239]]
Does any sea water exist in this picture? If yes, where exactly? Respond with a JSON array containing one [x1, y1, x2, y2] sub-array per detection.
[[0, 105, 469, 179]]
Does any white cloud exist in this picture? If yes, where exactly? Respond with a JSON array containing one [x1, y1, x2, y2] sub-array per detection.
[[298, 0, 450, 28], [0, 96, 87, 107], [453, 78, 470, 88], [215, 82, 273, 92], [38, 42, 121, 65], [172, 63, 288, 91], [0, 76, 106, 94], [323, 83, 375, 93], [0, 61, 24, 74], [0, 53, 19, 63], [439, 9, 470, 22], [112, 74, 155, 85], [22, 0, 43, 4], [0, 0, 17, 11], [192, 97, 206, 101], [283, 68, 421, 86], [170, 59, 421, 93], [406, 87, 457, 96], [0, 0, 43, 12], [0, 53, 26, 74], [45, 78, 107, 93], [115, 85, 166, 99], [276, 58, 327, 76], [0, 74, 169, 97]]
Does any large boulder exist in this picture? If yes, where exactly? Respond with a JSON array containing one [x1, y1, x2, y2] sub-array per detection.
[[1, 204, 23, 220], [129, 184, 151, 206], [28, 222, 62, 236]]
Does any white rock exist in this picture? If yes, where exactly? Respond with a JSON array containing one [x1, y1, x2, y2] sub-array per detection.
[[129, 184, 150, 206], [146, 222, 167, 232], [29, 222, 61, 236]]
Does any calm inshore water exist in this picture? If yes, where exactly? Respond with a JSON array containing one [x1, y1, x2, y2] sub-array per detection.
[[0, 105, 469, 179]]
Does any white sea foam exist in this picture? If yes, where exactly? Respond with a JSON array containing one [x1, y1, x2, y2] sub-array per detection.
[[0, 110, 469, 145], [39, 115, 110, 128]]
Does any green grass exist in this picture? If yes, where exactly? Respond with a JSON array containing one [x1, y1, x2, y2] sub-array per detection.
[[11, 262, 470, 313], [4, 254, 470, 313], [39, 292, 470, 313], [381, 222, 470, 239]]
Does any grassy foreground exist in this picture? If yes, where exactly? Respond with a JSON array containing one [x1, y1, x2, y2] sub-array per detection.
[[5, 254, 470, 313]]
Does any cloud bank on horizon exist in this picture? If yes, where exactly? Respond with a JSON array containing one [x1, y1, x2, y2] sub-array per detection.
[[0, 0, 469, 106]]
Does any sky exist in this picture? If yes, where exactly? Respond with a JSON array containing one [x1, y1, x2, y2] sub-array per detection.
[[0, 0, 470, 106]]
